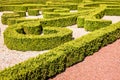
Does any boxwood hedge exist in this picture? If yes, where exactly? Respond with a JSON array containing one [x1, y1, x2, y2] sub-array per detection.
[[1, 21, 120, 80], [28, 9, 40, 16], [84, 19, 112, 31], [4, 21, 73, 51], [1, 13, 20, 25]]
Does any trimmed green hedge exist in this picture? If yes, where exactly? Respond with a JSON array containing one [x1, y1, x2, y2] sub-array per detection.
[[40, 15, 77, 27], [77, 16, 85, 28], [43, 12, 60, 18], [1, 5, 27, 11], [84, 19, 112, 31], [14, 11, 26, 17], [7, 15, 77, 27], [1, 13, 20, 25], [41, 8, 54, 13], [1, 21, 120, 79], [4, 21, 73, 51], [7, 18, 39, 26], [105, 8, 120, 16], [22, 21, 43, 35], [28, 9, 39, 16], [54, 8, 70, 13]]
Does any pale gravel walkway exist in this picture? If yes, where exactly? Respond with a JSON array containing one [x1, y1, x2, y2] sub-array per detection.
[[0, 11, 88, 70]]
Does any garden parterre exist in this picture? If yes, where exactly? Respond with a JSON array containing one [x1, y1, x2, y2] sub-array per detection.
[[1, 0, 120, 79]]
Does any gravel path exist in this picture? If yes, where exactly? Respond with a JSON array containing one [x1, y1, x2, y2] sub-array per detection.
[[49, 39, 120, 80], [0, 11, 88, 70]]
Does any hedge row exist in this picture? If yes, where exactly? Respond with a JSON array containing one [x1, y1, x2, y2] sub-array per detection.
[[54, 8, 70, 13], [0, 3, 77, 12], [1, 20, 120, 80], [84, 19, 112, 31], [77, 5, 108, 31], [7, 15, 77, 27], [7, 18, 39, 26], [1, 13, 20, 25], [40, 15, 77, 27], [4, 21, 73, 51], [28, 9, 40, 16], [105, 8, 120, 16], [43, 12, 60, 18], [14, 11, 26, 17]]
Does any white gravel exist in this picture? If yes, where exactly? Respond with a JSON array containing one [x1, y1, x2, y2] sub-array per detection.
[[0, 11, 120, 70]]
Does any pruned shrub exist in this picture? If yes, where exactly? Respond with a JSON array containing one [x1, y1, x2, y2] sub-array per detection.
[[4, 21, 73, 51], [1, 13, 20, 25], [28, 9, 39, 16], [14, 11, 26, 17], [1, 21, 120, 80], [84, 19, 112, 31]]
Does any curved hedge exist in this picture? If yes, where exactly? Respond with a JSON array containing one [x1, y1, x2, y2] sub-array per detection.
[[4, 21, 73, 51], [77, 5, 112, 31], [1, 21, 120, 80]]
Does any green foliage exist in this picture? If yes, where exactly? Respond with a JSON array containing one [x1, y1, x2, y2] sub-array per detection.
[[40, 15, 77, 27], [41, 8, 54, 13], [8, 18, 39, 25], [4, 22, 73, 51], [43, 12, 60, 18], [1, 13, 20, 25], [84, 19, 112, 31], [1, 5, 27, 11], [14, 11, 26, 17], [22, 21, 43, 35], [28, 9, 39, 16], [54, 8, 70, 13], [1, 21, 120, 80], [77, 16, 85, 28], [105, 8, 120, 16]]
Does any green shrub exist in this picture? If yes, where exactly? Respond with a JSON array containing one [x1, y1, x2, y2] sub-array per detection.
[[28, 9, 39, 16], [8, 18, 39, 25], [78, 6, 95, 11], [105, 8, 120, 16], [41, 8, 54, 13], [0, 5, 3, 12], [84, 19, 112, 31], [1, 13, 20, 25], [77, 16, 85, 28], [43, 12, 60, 18], [14, 11, 26, 17], [54, 8, 70, 13], [40, 15, 77, 27], [22, 21, 43, 35], [4, 21, 73, 51], [8, 15, 77, 27], [1, 21, 120, 80], [13, 6, 27, 11], [1, 5, 27, 11]]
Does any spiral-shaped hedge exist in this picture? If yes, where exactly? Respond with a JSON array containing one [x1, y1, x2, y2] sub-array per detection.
[[4, 21, 73, 51]]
